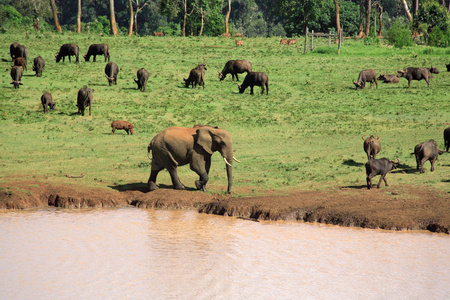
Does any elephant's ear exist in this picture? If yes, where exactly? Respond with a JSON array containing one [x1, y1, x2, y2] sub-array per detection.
[[196, 128, 213, 155]]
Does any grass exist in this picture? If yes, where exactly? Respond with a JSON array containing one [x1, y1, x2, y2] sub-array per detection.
[[0, 32, 449, 196]]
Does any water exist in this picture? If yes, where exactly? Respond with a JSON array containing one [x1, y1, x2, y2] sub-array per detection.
[[0, 208, 449, 299]]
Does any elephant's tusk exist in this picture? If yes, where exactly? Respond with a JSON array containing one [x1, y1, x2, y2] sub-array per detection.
[[223, 157, 232, 167], [233, 156, 241, 163]]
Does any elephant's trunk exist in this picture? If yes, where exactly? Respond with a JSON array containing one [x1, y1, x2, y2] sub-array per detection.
[[224, 151, 233, 194]]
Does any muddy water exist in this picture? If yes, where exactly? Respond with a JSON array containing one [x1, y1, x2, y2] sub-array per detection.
[[0, 208, 449, 299]]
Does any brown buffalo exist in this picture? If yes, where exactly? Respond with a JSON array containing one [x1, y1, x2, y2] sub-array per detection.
[[287, 39, 298, 45], [236, 40, 244, 46], [111, 120, 135, 135], [280, 39, 288, 44], [222, 33, 231, 37], [153, 32, 164, 36], [414, 140, 445, 173], [13, 57, 27, 71], [41, 92, 55, 113], [33, 56, 45, 77], [10, 66, 23, 89], [184, 64, 207, 89], [234, 33, 243, 37], [362, 135, 381, 160], [377, 74, 399, 84], [218, 60, 252, 81], [353, 69, 378, 90]]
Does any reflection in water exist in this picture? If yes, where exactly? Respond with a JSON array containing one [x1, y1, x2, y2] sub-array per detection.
[[0, 208, 449, 299]]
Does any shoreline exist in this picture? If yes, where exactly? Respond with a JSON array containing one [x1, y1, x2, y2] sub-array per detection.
[[0, 180, 448, 234]]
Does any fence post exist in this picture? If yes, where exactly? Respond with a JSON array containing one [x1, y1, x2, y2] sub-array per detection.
[[311, 30, 314, 51], [304, 27, 308, 54], [328, 31, 331, 47]]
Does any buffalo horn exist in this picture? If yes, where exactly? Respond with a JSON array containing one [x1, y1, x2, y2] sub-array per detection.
[[223, 157, 232, 167], [362, 135, 367, 140], [397, 70, 405, 74]]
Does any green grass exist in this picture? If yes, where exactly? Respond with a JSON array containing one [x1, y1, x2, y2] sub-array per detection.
[[0, 32, 449, 196]]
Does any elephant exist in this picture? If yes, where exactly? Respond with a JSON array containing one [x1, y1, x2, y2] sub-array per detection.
[[147, 126, 239, 193]]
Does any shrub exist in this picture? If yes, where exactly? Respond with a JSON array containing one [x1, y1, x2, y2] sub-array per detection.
[[386, 19, 414, 48], [0, 5, 23, 28], [428, 27, 450, 47], [157, 22, 180, 36]]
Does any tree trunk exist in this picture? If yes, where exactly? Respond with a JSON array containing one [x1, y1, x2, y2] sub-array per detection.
[[412, 0, 418, 16], [400, 0, 413, 22], [49, 0, 62, 33], [377, 4, 383, 37], [76, 0, 81, 33], [225, 0, 231, 33], [365, 0, 371, 37], [334, 0, 340, 37], [109, 0, 118, 36], [199, 7, 204, 36], [357, 0, 364, 38], [182, 0, 187, 37], [128, 0, 133, 36]]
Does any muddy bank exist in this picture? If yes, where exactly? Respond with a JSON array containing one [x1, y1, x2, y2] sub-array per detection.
[[0, 180, 448, 234]]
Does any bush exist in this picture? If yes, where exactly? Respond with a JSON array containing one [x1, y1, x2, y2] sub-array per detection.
[[157, 22, 180, 36], [386, 19, 414, 48], [0, 5, 23, 28], [428, 27, 450, 47]]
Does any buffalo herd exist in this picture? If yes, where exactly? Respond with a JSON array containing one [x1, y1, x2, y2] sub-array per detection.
[[6, 40, 449, 192]]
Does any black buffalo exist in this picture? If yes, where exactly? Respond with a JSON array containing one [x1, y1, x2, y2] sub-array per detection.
[[414, 139, 445, 173], [84, 44, 110, 62], [105, 62, 119, 86], [397, 67, 432, 88], [365, 158, 399, 189], [10, 66, 23, 89], [444, 127, 450, 152], [237, 72, 269, 95], [218, 60, 252, 81], [134, 68, 149, 92], [33, 56, 45, 77], [77, 87, 93, 116], [41, 92, 55, 113], [353, 69, 378, 90], [184, 64, 206, 89], [10, 43, 28, 61], [446, 63, 450, 72], [56, 44, 79, 63]]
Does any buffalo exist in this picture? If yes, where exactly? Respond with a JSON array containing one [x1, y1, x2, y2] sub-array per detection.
[[377, 74, 399, 84], [413, 140, 445, 173], [234, 33, 243, 37], [84, 44, 110, 62], [287, 39, 298, 45], [56, 44, 79, 63], [218, 60, 252, 81], [362, 135, 381, 160], [10, 66, 23, 89], [237, 72, 269, 95], [365, 158, 399, 189], [13, 57, 27, 71], [397, 67, 431, 88], [446, 63, 450, 72], [353, 69, 378, 90], [33, 56, 45, 77], [10, 43, 28, 62], [222, 33, 231, 37], [111, 120, 135, 135], [134, 68, 149, 92], [428, 66, 439, 74], [153, 32, 164, 36], [280, 39, 288, 44], [77, 87, 93, 116], [105, 62, 119, 86], [236, 40, 244, 47], [41, 92, 55, 113], [184, 64, 207, 89], [444, 127, 450, 152]]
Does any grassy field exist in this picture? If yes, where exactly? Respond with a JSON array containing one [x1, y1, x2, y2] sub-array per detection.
[[0, 32, 449, 197]]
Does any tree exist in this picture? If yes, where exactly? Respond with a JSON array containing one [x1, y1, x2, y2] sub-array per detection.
[[334, 0, 340, 35], [49, 0, 62, 33], [400, 0, 413, 22], [276, 0, 320, 36], [365, 0, 371, 36], [109, 0, 118, 36], [225, 0, 230, 33], [128, 0, 133, 36], [133, 0, 149, 35], [77, 0, 81, 33], [357, 0, 364, 37]]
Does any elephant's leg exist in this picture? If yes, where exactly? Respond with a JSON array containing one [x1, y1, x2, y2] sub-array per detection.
[[148, 162, 164, 191], [192, 157, 210, 192], [167, 166, 185, 190]]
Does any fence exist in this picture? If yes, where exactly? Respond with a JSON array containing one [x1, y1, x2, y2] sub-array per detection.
[[303, 27, 343, 55]]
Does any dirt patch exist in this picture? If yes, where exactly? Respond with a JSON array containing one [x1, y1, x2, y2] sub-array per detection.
[[0, 179, 448, 234]]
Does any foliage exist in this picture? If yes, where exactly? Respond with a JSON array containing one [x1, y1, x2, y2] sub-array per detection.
[[157, 22, 181, 36], [0, 5, 22, 27], [427, 27, 450, 47], [276, 0, 321, 36], [0, 33, 449, 196], [386, 19, 414, 48], [413, 0, 450, 47]]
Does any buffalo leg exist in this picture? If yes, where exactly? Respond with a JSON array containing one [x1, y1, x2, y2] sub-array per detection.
[[369, 81, 373, 89], [366, 174, 373, 189], [266, 83, 269, 95], [250, 86, 254, 95], [261, 86, 265, 95], [93, 55, 96, 62], [112, 128, 115, 134], [430, 158, 436, 172], [377, 174, 386, 188], [419, 158, 428, 173]]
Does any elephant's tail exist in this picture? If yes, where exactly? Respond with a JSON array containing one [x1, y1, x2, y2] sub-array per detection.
[[147, 143, 152, 159]]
